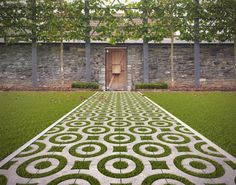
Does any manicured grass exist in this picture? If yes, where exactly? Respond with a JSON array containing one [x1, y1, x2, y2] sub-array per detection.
[[144, 92, 236, 157], [0, 91, 94, 160]]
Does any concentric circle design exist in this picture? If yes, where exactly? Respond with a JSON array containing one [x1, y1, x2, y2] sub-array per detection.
[[47, 126, 64, 134], [62, 116, 75, 122], [16, 155, 66, 178], [1, 92, 233, 184], [69, 142, 107, 158], [107, 121, 131, 127], [76, 112, 96, 117], [109, 113, 130, 117], [104, 133, 135, 144], [142, 112, 164, 117], [174, 155, 225, 178], [175, 126, 193, 134], [194, 142, 224, 157], [17, 142, 46, 157], [48, 173, 100, 185], [141, 173, 195, 185], [133, 142, 171, 158], [49, 133, 82, 144], [66, 121, 90, 127], [162, 116, 175, 122], [82, 126, 110, 134], [129, 126, 156, 134], [97, 154, 144, 178], [157, 132, 190, 144], [127, 116, 148, 122], [148, 120, 173, 127], [90, 116, 112, 122]]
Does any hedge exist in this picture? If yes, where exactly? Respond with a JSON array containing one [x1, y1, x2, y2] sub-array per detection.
[[135, 82, 168, 89], [71, 82, 99, 89]]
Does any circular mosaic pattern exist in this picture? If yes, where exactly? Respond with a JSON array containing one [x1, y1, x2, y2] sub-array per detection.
[[174, 126, 193, 134], [48, 173, 100, 185], [141, 173, 195, 185], [16, 155, 66, 178], [157, 132, 190, 144], [82, 126, 110, 134], [129, 126, 156, 134], [69, 142, 107, 158], [133, 142, 171, 158], [109, 113, 130, 117], [17, 142, 46, 157], [127, 116, 148, 122], [148, 120, 173, 127], [162, 116, 175, 122], [65, 121, 90, 127], [47, 126, 64, 134], [97, 154, 144, 178], [49, 133, 82, 144], [76, 112, 96, 117], [104, 133, 135, 144], [194, 142, 224, 157], [107, 121, 132, 127], [142, 112, 163, 117], [90, 116, 112, 122], [62, 116, 75, 122], [174, 155, 225, 178], [1, 92, 233, 184]]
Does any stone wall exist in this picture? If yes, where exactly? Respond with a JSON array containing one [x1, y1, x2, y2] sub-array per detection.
[[148, 44, 236, 87], [0, 43, 235, 89]]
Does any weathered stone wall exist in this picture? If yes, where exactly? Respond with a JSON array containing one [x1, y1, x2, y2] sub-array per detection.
[[148, 44, 236, 87], [0, 43, 235, 89]]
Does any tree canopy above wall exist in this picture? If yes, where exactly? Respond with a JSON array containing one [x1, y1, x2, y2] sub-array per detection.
[[0, 0, 235, 44]]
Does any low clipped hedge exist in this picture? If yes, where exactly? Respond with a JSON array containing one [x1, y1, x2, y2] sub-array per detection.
[[71, 82, 99, 89], [135, 82, 168, 89]]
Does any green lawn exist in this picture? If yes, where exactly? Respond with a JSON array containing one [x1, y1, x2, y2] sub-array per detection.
[[144, 92, 236, 157], [0, 91, 94, 160]]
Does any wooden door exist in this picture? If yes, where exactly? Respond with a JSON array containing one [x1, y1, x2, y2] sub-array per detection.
[[106, 48, 127, 91]]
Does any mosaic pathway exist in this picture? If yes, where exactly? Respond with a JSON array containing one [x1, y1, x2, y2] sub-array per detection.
[[0, 92, 236, 185]]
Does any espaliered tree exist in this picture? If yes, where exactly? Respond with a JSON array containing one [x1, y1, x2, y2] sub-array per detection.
[[0, 0, 40, 87], [201, 0, 236, 71], [133, 0, 155, 83], [69, 0, 107, 82], [38, 0, 84, 87], [153, 0, 191, 87], [93, 1, 136, 44], [179, 0, 205, 88], [181, 0, 236, 87]]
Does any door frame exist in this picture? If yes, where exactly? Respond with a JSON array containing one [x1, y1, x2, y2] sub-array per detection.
[[105, 47, 128, 91]]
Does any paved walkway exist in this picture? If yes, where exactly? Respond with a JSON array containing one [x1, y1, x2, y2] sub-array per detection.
[[0, 92, 235, 185]]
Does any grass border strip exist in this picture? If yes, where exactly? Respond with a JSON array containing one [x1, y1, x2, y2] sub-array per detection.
[[0, 92, 98, 168], [139, 92, 236, 163]]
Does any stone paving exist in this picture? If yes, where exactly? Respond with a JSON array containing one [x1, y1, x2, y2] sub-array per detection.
[[0, 92, 236, 185]]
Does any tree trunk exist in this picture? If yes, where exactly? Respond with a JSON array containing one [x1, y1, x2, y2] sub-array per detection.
[[142, 0, 149, 83], [194, 0, 200, 88], [170, 32, 174, 87], [143, 41, 149, 83], [85, 0, 91, 82], [85, 40, 91, 82], [60, 38, 64, 87], [32, 41, 38, 87], [194, 41, 200, 88], [31, 0, 38, 87], [234, 38, 236, 78]]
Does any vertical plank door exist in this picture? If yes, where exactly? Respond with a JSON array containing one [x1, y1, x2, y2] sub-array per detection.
[[106, 48, 127, 91]]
